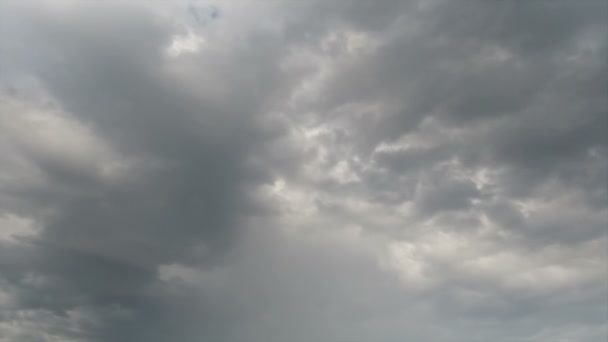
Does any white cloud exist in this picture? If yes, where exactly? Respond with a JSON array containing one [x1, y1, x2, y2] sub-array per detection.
[[0, 213, 41, 243], [0, 93, 133, 184], [166, 30, 205, 57]]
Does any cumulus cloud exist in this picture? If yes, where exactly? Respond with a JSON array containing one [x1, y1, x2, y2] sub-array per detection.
[[0, 0, 606, 341]]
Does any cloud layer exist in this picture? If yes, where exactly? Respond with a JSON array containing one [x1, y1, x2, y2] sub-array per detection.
[[0, 1, 606, 341]]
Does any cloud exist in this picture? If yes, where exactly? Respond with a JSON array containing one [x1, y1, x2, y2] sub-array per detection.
[[0, 0, 606, 341]]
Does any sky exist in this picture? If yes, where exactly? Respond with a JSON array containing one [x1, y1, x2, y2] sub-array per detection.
[[0, 0, 606, 341]]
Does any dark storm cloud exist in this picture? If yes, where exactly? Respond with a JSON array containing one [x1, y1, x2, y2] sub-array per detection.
[[0, 1, 291, 339], [2, 0, 289, 258], [303, 0, 607, 153], [0, 0, 606, 341]]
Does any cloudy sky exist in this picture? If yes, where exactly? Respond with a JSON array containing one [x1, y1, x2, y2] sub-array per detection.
[[0, 0, 606, 341]]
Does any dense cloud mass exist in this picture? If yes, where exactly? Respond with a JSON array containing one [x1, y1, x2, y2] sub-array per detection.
[[0, 0, 606, 341]]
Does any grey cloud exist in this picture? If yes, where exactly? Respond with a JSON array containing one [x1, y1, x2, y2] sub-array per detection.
[[1, 1, 288, 339], [415, 177, 480, 216], [0, 0, 606, 341]]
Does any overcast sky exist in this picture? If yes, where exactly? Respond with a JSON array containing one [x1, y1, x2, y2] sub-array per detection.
[[0, 1, 606, 341]]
